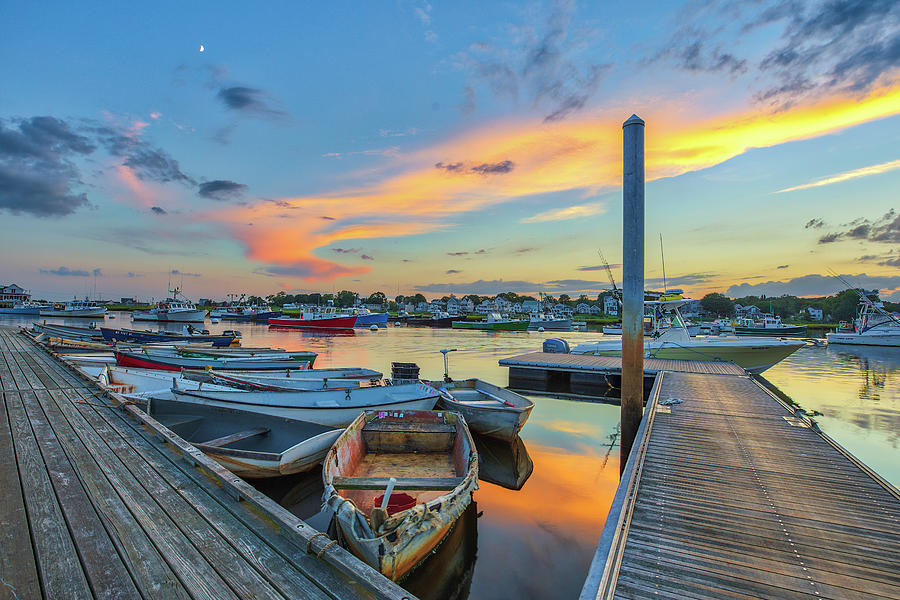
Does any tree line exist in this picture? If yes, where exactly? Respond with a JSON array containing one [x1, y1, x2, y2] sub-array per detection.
[[699, 290, 898, 322]]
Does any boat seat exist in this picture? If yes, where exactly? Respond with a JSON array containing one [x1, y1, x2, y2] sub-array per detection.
[[332, 476, 464, 491], [158, 416, 204, 430], [198, 427, 270, 448]]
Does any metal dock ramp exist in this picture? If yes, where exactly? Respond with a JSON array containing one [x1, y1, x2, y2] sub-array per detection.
[[581, 370, 900, 599], [0, 327, 411, 600]]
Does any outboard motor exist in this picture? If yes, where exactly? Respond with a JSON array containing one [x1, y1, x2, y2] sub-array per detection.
[[542, 338, 570, 353]]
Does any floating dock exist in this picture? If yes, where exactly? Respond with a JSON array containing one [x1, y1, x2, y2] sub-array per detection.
[[0, 327, 412, 600], [580, 370, 900, 599], [499, 352, 745, 397]]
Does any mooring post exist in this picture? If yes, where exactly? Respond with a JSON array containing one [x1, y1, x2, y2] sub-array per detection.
[[621, 114, 645, 474]]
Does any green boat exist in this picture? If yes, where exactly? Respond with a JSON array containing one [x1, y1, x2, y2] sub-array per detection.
[[452, 313, 529, 331], [733, 315, 806, 337]]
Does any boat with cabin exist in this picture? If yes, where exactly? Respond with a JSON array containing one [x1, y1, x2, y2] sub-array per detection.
[[40, 298, 107, 318], [132, 287, 206, 323], [406, 312, 456, 328], [734, 314, 807, 337], [322, 410, 478, 580], [826, 296, 900, 346], [0, 301, 54, 315], [268, 306, 357, 329], [569, 299, 805, 373], [452, 313, 529, 331], [527, 313, 572, 331]]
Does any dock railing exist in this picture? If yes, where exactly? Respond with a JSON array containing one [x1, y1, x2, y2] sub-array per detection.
[[579, 372, 664, 600]]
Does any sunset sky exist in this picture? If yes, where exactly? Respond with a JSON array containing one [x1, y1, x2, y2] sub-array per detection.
[[2, 0, 899, 302]]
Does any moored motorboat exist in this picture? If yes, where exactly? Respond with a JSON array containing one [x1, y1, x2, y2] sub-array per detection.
[[114, 350, 314, 371], [268, 308, 357, 329], [0, 301, 54, 315], [352, 308, 389, 327], [734, 314, 807, 337], [39, 298, 107, 318], [170, 383, 439, 426], [146, 397, 341, 478], [428, 378, 534, 441], [451, 313, 529, 331], [406, 312, 455, 328], [322, 410, 478, 580], [527, 313, 573, 331], [826, 296, 900, 346]]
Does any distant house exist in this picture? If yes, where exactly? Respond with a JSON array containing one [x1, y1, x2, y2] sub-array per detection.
[[495, 296, 512, 311], [736, 304, 761, 317], [475, 300, 494, 314], [415, 301, 429, 313], [446, 296, 460, 314], [428, 300, 444, 313], [681, 299, 702, 318], [575, 302, 592, 314], [553, 303, 574, 317], [0, 284, 29, 306], [589, 305, 604, 315], [521, 300, 541, 313], [807, 307, 823, 321], [459, 298, 475, 313], [603, 295, 619, 315]]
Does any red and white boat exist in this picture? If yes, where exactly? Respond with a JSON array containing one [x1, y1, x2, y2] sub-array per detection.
[[132, 287, 206, 323], [269, 308, 356, 329]]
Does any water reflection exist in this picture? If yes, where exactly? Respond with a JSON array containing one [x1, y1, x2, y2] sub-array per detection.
[[403, 502, 478, 600], [474, 435, 534, 491], [764, 344, 900, 486]]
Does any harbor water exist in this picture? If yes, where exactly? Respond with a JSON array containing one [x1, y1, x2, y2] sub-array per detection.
[[11, 313, 900, 599]]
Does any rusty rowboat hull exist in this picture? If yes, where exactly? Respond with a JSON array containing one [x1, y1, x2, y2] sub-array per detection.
[[323, 410, 479, 580]]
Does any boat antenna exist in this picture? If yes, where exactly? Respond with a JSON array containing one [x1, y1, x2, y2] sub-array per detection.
[[660, 233, 667, 294]]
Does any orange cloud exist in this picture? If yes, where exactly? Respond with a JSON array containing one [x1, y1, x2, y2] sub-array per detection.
[[212, 85, 900, 283]]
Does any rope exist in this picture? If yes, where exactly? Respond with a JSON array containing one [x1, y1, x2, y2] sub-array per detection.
[[316, 539, 338, 558], [305, 532, 331, 554]]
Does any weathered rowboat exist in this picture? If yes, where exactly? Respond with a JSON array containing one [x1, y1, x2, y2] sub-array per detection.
[[170, 383, 440, 427], [100, 326, 237, 346], [181, 369, 363, 391], [322, 410, 478, 580], [32, 322, 104, 341], [98, 365, 234, 395], [147, 397, 341, 478], [182, 366, 383, 384], [114, 350, 312, 371], [428, 378, 534, 441]]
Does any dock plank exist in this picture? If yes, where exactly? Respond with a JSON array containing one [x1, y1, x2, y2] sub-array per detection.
[[581, 370, 900, 600]]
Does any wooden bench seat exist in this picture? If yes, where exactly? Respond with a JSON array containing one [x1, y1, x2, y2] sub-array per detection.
[[331, 476, 463, 491], [199, 427, 270, 448]]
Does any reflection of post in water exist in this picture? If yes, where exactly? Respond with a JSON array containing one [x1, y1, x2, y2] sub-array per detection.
[[401, 502, 479, 600], [473, 434, 534, 491]]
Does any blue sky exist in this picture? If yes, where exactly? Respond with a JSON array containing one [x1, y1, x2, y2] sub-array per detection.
[[2, 0, 899, 301]]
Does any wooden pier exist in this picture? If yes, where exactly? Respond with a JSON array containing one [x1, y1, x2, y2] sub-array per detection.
[[580, 370, 900, 599], [0, 327, 412, 600]]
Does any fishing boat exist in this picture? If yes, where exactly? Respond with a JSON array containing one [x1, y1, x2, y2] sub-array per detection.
[[527, 313, 572, 331], [570, 300, 805, 373], [322, 410, 478, 580], [734, 314, 807, 337], [132, 287, 206, 323], [40, 298, 107, 318], [429, 379, 533, 441], [827, 297, 900, 347], [0, 301, 54, 315], [100, 326, 237, 346], [351, 308, 389, 327], [170, 383, 440, 427], [114, 349, 313, 371], [405, 312, 455, 328], [602, 325, 623, 335], [268, 307, 357, 329], [452, 313, 529, 331], [146, 397, 341, 478], [474, 435, 534, 490]]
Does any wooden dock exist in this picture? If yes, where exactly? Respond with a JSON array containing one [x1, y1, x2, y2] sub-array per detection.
[[0, 327, 413, 600], [580, 370, 900, 599]]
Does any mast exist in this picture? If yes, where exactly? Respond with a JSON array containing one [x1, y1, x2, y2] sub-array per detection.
[[660, 233, 667, 293]]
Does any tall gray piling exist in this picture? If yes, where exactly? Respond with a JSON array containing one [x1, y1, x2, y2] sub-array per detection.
[[621, 114, 645, 473]]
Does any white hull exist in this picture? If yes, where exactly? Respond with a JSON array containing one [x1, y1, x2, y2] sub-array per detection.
[[40, 308, 107, 317], [171, 384, 440, 427], [826, 332, 900, 347]]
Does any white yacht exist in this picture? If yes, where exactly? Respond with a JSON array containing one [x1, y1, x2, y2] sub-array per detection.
[[826, 299, 900, 347], [569, 300, 805, 373]]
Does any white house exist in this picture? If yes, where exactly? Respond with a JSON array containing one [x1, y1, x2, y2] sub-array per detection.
[[475, 300, 494, 314], [589, 304, 605, 315], [806, 307, 823, 321], [446, 296, 460, 314], [415, 301, 429, 313], [495, 296, 512, 311], [575, 303, 592, 314], [428, 299, 444, 313], [603, 295, 619, 315], [553, 303, 574, 317], [521, 300, 541, 313], [0, 284, 29, 306]]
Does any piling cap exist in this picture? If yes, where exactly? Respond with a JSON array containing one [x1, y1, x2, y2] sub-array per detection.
[[623, 114, 645, 128]]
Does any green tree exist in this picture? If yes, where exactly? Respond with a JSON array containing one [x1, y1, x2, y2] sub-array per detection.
[[336, 290, 357, 307], [367, 291, 387, 305], [701, 293, 735, 317]]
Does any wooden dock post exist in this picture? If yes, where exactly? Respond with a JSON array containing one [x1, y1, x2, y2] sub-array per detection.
[[620, 114, 645, 473]]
